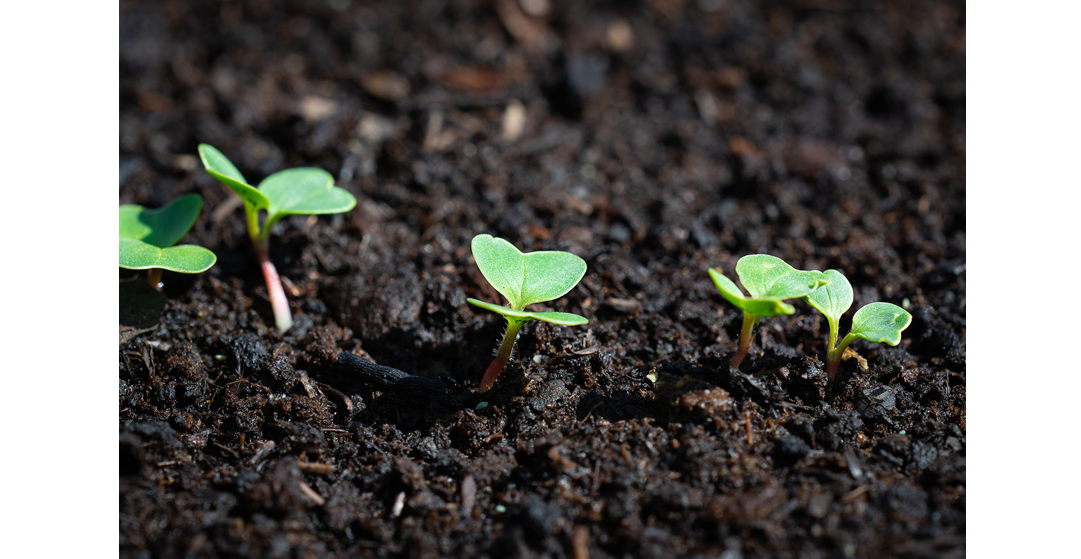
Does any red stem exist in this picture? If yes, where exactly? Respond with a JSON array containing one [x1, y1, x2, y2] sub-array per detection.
[[826, 359, 839, 379], [478, 320, 525, 392]]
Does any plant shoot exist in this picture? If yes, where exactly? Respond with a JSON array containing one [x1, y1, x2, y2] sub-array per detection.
[[119, 193, 217, 290], [803, 269, 912, 378], [198, 144, 356, 333], [466, 234, 588, 392], [709, 255, 827, 368]]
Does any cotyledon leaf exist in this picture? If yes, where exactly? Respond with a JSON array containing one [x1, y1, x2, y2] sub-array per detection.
[[258, 168, 357, 217], [850, 302, 912, 346], [708, 268, 796, 316], [198, 144, 270, 210], [119, 193, 203, 248], [734, 255, 827, 300], [735, 255, 798, 298], [804, 269, 853, 323], [466, 298, 588, 325], [520, 250, 587, 307], [472, 234, 526, 309], [119, 238, 217, 273]]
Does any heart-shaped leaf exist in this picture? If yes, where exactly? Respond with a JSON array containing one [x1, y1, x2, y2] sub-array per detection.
[[735, 254, 826, 300], [521, 250, 588, 307], [708, 268, 796, 316], [198, 144, 270, 210], [471, 234, 587, 310], [119, 238, 217, 273], [466, 298, 589, 325], [850, 302, 912, 346], [804, 269, 853, 323], [119, 193, 203, 248], [259, 168, 357, 218]]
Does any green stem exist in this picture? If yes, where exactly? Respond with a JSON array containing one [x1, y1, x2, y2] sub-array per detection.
[[478, 318, 527, 392], [730, 312, 759, 368], [245, 206, 261, 244], [826, 332, 858, 379]]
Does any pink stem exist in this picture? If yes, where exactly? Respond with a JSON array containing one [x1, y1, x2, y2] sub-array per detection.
[[256, 245, 293, 333]]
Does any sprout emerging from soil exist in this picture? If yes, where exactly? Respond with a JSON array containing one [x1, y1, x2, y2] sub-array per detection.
[[803, 269, 913, 378], [119, 193, 217, 290], [709, 255, 828, 368], [198, 144, 356, 334], [466, 234, 588, 392]]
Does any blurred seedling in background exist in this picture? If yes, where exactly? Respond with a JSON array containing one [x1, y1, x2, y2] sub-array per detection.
[[466, 234, 588, 392], [198, 144, 356, 334], [120, 193, 217, 290], [803, 269, 913, 378], [709, 255, 828, 368]]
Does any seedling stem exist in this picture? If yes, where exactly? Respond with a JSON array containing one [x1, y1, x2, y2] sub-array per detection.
[[732, 313, 760, 368], [480, 319, 526, 392], [147, 268, 163, 291]]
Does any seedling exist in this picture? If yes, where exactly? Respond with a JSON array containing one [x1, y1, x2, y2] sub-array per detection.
[[803, 269, 912, 378], [708, 255, 828, 368], [466, 234, 588, 392], [198, 144, 356, 333], [119, 193, 217, 290]]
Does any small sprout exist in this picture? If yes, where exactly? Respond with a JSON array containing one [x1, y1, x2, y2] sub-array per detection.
[[119, 193, 217, 290], [466, 234, 588, 392], [803, 269, 913, 378], [198, 144, 356, 333], [708, 255, 828, 368]]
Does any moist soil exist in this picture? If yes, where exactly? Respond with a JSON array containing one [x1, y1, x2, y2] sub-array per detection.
[[120, 1, 966, 557]]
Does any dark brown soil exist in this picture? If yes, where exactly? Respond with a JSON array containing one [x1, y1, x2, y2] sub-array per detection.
[[120, 1, 965, 557]]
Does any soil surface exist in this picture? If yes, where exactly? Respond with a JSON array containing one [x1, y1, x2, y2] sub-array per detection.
[[120, 1, 966, 557]]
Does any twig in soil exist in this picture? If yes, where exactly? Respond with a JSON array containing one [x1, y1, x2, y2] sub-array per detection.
[[572, 525, 591, 559], [460, 476, 477, 518], [745, 410, 754, 445], [578, 401, 605, 424], [320, 383, 353, 413], [336, 352, 460, 407], [210, 442, 239, 459], [391, 491, 406, 518], [839, 485, 870, 504], [298, 481, 325, 506], [297, 461, 337, 476], [247, 440, 276, 465]]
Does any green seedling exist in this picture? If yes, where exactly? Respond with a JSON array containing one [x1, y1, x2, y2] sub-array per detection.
[[120, 193, 217, 290], [709, 255, 828, 368], [466, 234, 588, 392], [803, 269, 912, 378], [198, 143, 356, 334]]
